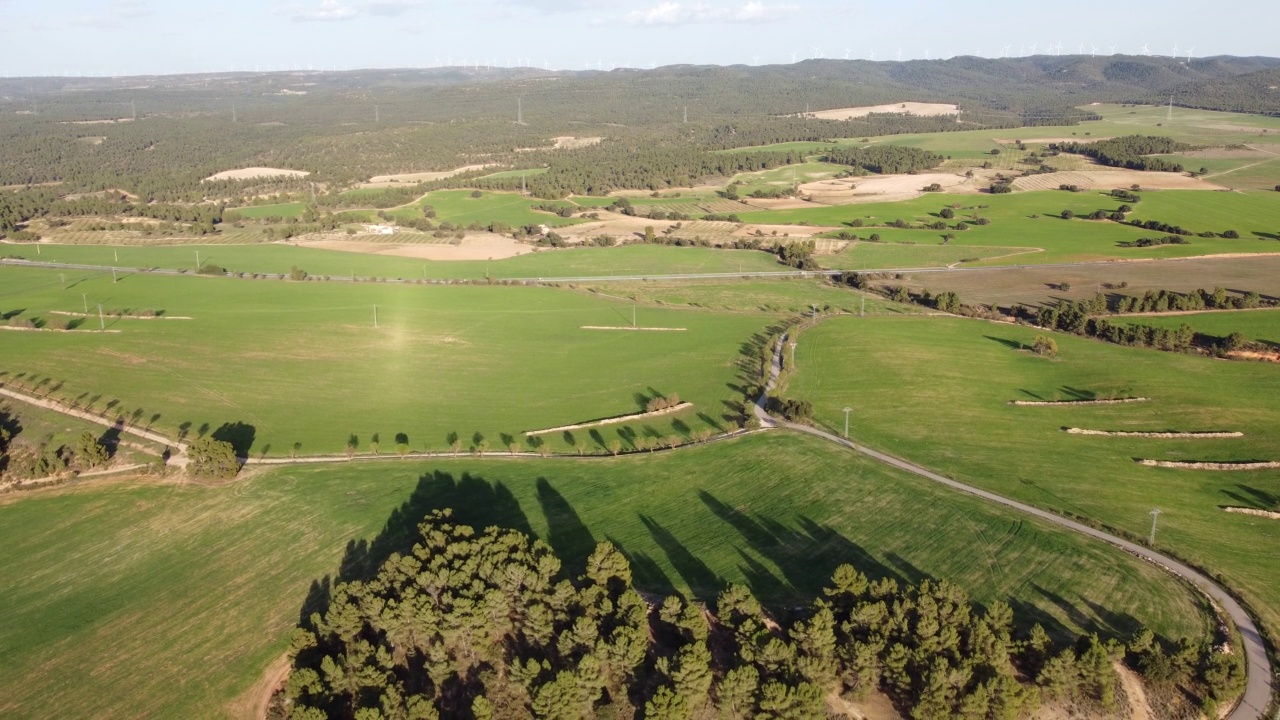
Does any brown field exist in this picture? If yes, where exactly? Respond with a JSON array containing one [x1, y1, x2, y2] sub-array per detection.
[[298, 232, 532, 260], [875, 255, 1280, 308], [801, 171, 991, 205], [203, 167, 310, 182], [1011, 170, 1224, 192], [360, 164, 494, 187], [1182, 148, 1274, 159], [807, 102, 959, 120]]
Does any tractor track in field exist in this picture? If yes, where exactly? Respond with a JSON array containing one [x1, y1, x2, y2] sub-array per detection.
[[753, 330, 1273, 720]]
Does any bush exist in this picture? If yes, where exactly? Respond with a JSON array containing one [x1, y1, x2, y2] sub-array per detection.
[[1221, 230, 1240, 239], [469, 190, 483, 198], [196, 263, 226, 276], [187, 437, 240, 478], [1061, 209, 1074, 220], [289, 266, 308, 281], [939, 208, 954, 219], [1032, 335, 1059, 356]]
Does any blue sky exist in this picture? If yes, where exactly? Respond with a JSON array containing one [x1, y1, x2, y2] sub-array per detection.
[[0, 0, 1270, 77]]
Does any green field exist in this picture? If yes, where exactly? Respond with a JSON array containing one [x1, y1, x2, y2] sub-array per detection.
[[0, 431, 1209, 718], [480, 167, 549, 180], [1118, 308, 1280, 347], [0, 399, 161, 468], [577, 277, 912, 315], [785, 314, 1280, 644], [0, 242, 787, 280], [0, 266, 773, 456], [226, 202, 307, 219], [385, 189, 582, 227], [731, 161, 848, 193], [739, 189, 1280, 265]]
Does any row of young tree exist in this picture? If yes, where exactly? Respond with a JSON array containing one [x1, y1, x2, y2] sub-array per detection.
[[286, 510, 1241, 720], [1028, 295, 1257, 354], [1053, 136, 1192, 172]]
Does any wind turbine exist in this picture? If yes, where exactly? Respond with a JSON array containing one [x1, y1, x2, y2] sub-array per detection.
[[1172, 43, 1180, 58], [1090, 45, 1098, 57], [1078, 41, 1085, 54], [1108, 44, 1117, 55], [868, 50, 876, 60], [1002, 45, 1011, 58], [791, 51, 797, 63], [844, 49, 851, 60], [1030, 42, 1037, 55], [753, 55, 761, 64], [1186, 46, 1194, 61], [1140, 43, 1150, 56], [896, 48, 903, 61], [924, 49, 931, 60]]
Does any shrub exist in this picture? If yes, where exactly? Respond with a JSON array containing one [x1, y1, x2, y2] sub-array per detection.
[[939, 208, 954, 219], [187, 437, 239, 478], [469, 190, 483, 198], [1032, 335, 1059, 356], [1221, 230, 1240, 239]]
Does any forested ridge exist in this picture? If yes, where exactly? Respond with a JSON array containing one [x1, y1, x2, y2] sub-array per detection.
[[0, 54, 1274, 197], [286, 510, 1241, 720]]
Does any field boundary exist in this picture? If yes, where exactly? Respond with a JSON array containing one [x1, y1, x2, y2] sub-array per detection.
[[524, 402, 694, 436]]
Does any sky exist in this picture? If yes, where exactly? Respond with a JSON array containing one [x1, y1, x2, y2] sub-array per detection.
[[0, 0, 1273, 77]]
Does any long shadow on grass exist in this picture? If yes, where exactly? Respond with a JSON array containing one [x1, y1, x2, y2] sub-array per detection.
[[697, 491, 903, 603], [639, 514, 722, 598], [298, 470, 533, 629], [535, 477, 596, 578]]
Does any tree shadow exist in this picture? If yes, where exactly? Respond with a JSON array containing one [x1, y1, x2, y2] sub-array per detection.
[[1220, 484, 1279, 510], [984, 335, 1024, 350], [697, 491, 903, 604], [639, 514, 722, 598], [608, 536, 676, 597], [535, 477, 596, 578], [97, 419, 124, 458], [1059, 386, 1096, 400], [211, 421, 256, 459]]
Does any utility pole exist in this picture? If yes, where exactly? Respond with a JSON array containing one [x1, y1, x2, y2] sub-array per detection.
[[860, 296, 866, 317], [113, 248, 118, 263], [375, 105, 380, 123], [81, 293, 88, 313], [517, 97, 523, 124], [843, 406, 852, 438], [60, 273, 65, 289], [373, 304, 378, 328], [632, 304, 636, 328], [195, 250, 201, 269], [683, 106, 687, 124], [1167, 96, 1173, 123], [97, 303, 105, 330], [1148, 509, 1162, 545], [111, 267, 117, 283]]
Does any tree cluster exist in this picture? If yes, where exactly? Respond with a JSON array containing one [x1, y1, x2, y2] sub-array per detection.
[[1054, 136, 1191, 172], [824, 146, 944, 175]]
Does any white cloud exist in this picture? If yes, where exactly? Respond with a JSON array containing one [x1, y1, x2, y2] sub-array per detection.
[[288, 0, 424, 21], [622, 1, 797, 25], [366, 0, 421, 16], [290, 1, 359, 21]]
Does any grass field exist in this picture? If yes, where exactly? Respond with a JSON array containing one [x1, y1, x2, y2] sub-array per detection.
[[731, 162, 848, 193], [227, 202, 307, 219], [1117, 308, 1280, 347], [0, 399, 160, 468], [738, 189, 1280, 265], [480, 167, 549, 180], [0, 431, 1209, 718], [0, 242, 787, 280], [576, 277, 913, 315], [0, 266, 773, 456], [385, 189, 583, 227], [784, 314, 1280, 645]]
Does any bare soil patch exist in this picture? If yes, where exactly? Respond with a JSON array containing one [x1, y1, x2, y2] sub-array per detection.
[[741, 197, 816, 210], [1230, 349, 1280, 364], [297, 233, 532, 261], [518, 136, 603, 153], [807, 102, 958, 120], [227, 652, 290, 720], [802, 171, 988, 205], [59, 118, 134, 125], [1138, 459, 1280, 470], [1224, 507, 1280, 520], [1064, 428, 1242, 438], [1011, 398, 1149, 406], [203, 167, 310, 182], [1115, 662, 1152, 720], [360, 164, 494, 187], [1012, 170, 1223, 192], [887, 255, 1280, 309]]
